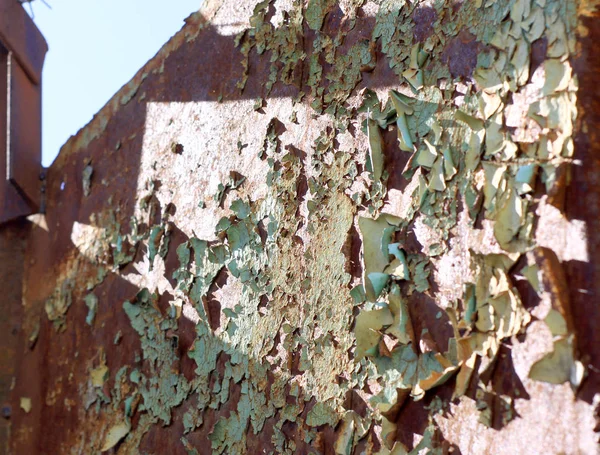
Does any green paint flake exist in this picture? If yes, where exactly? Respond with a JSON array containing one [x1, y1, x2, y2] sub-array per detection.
[[386, 244, 410, 280], [358, 215, 400, 301], [367, 118, 384, 181], [493, 185, 525, 249], [84, 293, 98, 326], [148, 225, 166, 270], [44, 276, 75, 331], [412, 259, 431, 293], [230, 198, 251, 219], [181, 436, 200, 455], [188, 238, 226, 317], [521, 264, 540, 293], [305, 0, 336, 30], [386, 285, 414, 345], [396, 113, 414, 153], [173, 241, 193, 293], [90, 363, 109, 388], [529, 336, 583, 388], [100, 421, 131, 452], [455, 110, 484, 131], [542, 59, 572, 95], [416, 139, 437, 168], [354, 306, 394, 359], [20, 397, 32, 413], [428, 156, 446, 192], [545, 309, 568, 337], [306, 401, 340, 427], [350, 285, 366, 305], [367, 273, 390, 300], [208, 395, 250, 452], [123, 289, 191, 424], [82, 164, 93, 197]]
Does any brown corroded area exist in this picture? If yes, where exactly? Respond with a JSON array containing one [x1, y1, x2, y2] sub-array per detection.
[[441, 29, 481, 79], [0, 220, 30, 453], [412, 3, 437, 43], [570, 0, 600, 404]]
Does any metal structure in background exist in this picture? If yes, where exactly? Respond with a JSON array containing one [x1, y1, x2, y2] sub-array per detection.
[[0, 0, 47, 224]]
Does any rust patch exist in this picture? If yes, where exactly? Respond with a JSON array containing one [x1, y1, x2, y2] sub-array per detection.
[[568, 4, 600, 404], [441, 29, 480, 79], [412, 4, 437, 43]]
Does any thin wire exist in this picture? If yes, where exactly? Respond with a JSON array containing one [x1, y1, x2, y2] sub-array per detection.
[[17, 0, 52, 20]]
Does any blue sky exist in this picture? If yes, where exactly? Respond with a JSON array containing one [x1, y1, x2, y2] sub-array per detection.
[[31, 0, 201, 166]]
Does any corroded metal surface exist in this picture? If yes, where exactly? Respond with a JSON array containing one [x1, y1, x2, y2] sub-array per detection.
[[570, 0, 600, 407], [0, 219, 30, 454], [6, 0, 600, 454], [0, 0, 47, 83], [7, 51, 43, 211], [0, 0, 47, 223]]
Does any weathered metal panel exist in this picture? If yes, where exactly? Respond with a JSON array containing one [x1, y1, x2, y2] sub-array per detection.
[[0, 219, 30, 454], [0, 1, 46, 223], [0, 0, 47, 83], [6, 0, 600, 454], [0, 45, 34, 224], [8, 52, 43, 210]]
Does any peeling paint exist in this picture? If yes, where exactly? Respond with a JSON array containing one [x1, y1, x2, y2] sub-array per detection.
[[17, 0, 599, 454]]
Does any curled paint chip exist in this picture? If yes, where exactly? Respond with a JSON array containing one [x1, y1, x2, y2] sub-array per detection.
[[82, 164, 94, 197], [390, 90, 415, 152], [427, 157, 446, 192], [84, 293, 98, 326], [20, 397, 32, 413], [542, 59, 572, 96], [386, 285, 414, 345], [416, 139, 437, 168], [515, 164, 537, 194], [367, 273, 390, 300], [388, 244, 410, 279], [91, 363, 109, 388], [493, 185, 525, 248], [455, 110, 484, 131], [367, 118, 385, 181], [354, 307, 394, 359], [529, 336, 581, 387], [358, 216, 399, 301], [100, 421, 131, 452], [479, 91, 502, 120]]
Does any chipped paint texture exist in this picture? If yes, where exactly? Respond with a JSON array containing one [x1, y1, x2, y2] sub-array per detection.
[[9, 0, 600, 454]]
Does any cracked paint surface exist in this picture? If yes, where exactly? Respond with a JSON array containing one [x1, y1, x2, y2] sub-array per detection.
[[10, 0, 600, 454]]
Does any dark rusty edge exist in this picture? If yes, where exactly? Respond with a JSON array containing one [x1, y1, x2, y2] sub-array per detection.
[[569, 3, 600, 404]]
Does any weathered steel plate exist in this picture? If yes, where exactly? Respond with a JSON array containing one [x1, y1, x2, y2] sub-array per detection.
[[0, 45, 34, 223], [0, 0, 47, 83], [0, 0, 46, 224], [7, 52, 42, 212]]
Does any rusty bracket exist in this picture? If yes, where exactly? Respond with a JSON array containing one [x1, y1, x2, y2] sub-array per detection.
[[0, 0, 47, 224]]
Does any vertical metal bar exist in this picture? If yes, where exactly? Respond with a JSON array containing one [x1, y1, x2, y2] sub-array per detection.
[[7, 50, 43, 209], [5, 51, 10, 182]]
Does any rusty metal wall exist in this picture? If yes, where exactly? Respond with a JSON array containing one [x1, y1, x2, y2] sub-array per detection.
[[0, 219, 30, 454], [3, 0, 600, 454]]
